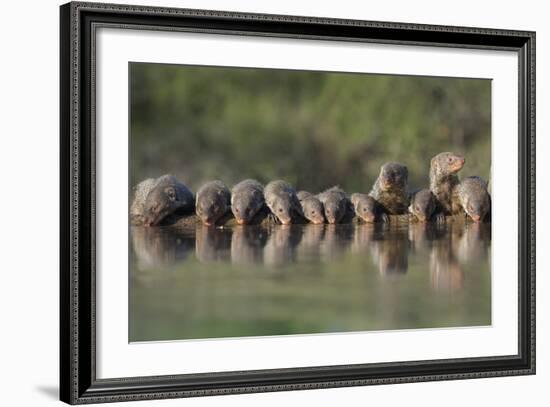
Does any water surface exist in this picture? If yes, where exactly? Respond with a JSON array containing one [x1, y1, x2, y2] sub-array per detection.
[[129, 222, 491, 342]]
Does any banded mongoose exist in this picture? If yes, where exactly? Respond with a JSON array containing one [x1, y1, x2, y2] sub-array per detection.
[[317, 186, 352, 224], [130, 174, 194, 226], [408, 189, 437, 222], [264, 180, 303, 225], [350, 193, 387, 223], [429, 152, 465, 218], [195, 180, 231, 226], [297, 190, 325, 225], [369, 162, 409, 215], [456, 176, 491, 222], [231, 179, 265, 225]]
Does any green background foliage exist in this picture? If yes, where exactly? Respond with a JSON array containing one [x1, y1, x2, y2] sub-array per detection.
[[130, 63, 491, 193]]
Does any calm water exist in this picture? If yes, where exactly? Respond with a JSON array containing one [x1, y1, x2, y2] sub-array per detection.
[[129, 222, 491, 342]]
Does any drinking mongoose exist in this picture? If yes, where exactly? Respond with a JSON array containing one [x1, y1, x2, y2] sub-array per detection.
[[130, 174, 194, 226], [317, 186, 352, 224], [369, 162, 410, 215], [195, 180, 231, 226], [408, 189, 437, 222], [264, 180, 304, 225], [429, 152, 465, 217], [231, 179, 265, 225], [456, 176, 491, 222], [350, 193, 387, 223], [297, 190, 325, 224]]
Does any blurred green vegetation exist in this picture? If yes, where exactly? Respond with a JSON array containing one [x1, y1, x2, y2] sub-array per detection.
[[130, 63, 491, 192]]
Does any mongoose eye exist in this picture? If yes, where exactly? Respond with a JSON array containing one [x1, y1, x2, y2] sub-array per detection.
[[278, 208, 283, 213], [311, 211, 315, 215], [362, 208, 366, 212], [416, 205, 420, 211], [448, 157, 453, 163], [235, 208, 239, 213]]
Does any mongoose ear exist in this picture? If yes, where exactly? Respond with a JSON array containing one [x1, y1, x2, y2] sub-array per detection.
[[430, 157, 438, 170]]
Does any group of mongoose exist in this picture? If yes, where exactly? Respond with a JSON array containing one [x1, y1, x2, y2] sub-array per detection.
[[131, 152, 491, 227]]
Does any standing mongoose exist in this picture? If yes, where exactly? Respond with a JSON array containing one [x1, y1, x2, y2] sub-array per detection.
[[408, 189, 437, 222], [264, 180, 303, 225], [130, 174, 194, 226], [195, 180, 231, 226], [429, 152, 465, 217], [298, 194, 325, 225], [231, 179, 265, 225], [350, 193, 386, 223], [456, 176, 491, 222], [369, 162, 409, 215], [317, 186, 352, 224]]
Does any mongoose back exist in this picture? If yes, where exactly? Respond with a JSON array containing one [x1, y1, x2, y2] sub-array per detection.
[[408, 189, 437, 222], [429, 152, 465, 215], [231, 179, 265, 225], [369, 162, 409, 215], [317, 186, 352, 224], [130, 174, 194, 226], [457, 176, 491, 222], [297, 190, 314, 201], [351, 193, 384, 223], [264, 180, 303, 225], [196, 180, 231, 226]]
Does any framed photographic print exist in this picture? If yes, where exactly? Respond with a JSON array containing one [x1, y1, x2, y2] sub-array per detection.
[[60, 1, 536, 404]]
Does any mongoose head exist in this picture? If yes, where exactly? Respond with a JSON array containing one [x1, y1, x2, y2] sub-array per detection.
[[408, 189, 436, 222], [351, 193, 377, 223], [323, 195, 346, 224], [430, 152, 465, 176], [143, 184, 179, 226], [301, 197, 325, 225], [196, 182, 230, 226], [231, 189, 264, 225], [459, 177, 490, 222], [377, 162, 409, 192], [268, 197, 293, 225]]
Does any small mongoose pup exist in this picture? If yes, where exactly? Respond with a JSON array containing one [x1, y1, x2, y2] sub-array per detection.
[[457, 176, 491, 222], [317, 186, 352, 224], [231, 179, 265, 225], [408, 189, 437, 222], [195, 180, 231, 226], [350, 193, 386, 223], [130, 174, 194, 226], [369, 162, 409, 215], [264, 180, 303, 225], [297, 191, 325, 225], [429, 152, 465, 216]]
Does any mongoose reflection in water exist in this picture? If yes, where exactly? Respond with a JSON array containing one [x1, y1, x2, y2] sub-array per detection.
[[429, 152, 465, 219], [457, 176, 491, 222], [350, 193, 387, 223], [230, 225, 268, 265], [297, 190, 325, 225], [369, 162, 410, 215], [231, 179, 265, 225], [408, 189, 437, 222], [195, 180, 231, 226], [317, 186, 352, 224], [195, 226, 233, 263], [264, 180, 303, 225], [130, 174, 194, 226]]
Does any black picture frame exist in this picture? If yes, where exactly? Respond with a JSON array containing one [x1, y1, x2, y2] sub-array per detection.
[[60, 1, 536, 404]]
